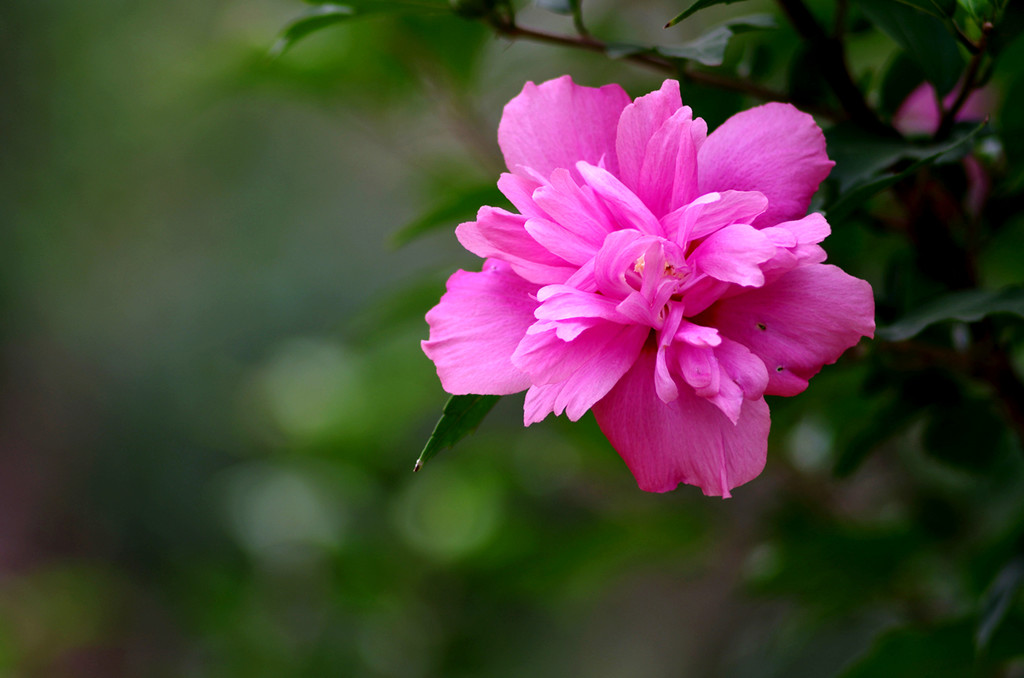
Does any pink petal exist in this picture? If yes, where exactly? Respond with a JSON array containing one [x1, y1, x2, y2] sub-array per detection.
[[498, 76, 631, 179], [689, 223, 776, 287], [456, 206, 575, 284], [594, 229, 655, 299], [616, 79, 684, 193], [759, 212, 831, 281], [422, 259, 539, 395], [698, 103, 834, 227], [892, 83, 941, 136], [686, 190, 769, 242], [533, 285, 624, 326], [497, 173, 548, 220], [577, 162, 663, 236], [705, 264, 875, 396], [531, 168, 616, 249], [592, 348, 770, 496], [513, 317, 636, 386], [634, 107, 704, 217], [521, 324, 648, 424], [525, 218, 598, 266]]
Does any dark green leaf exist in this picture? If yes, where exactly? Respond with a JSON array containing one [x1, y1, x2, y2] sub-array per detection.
[[656, 14, 775, 66], [269, 5, 356, 59], [977, 557, 1024, 650], [391, 184, 504, 247], [665, 0, 753, 27], [826, 122, 986, 221], [535, 0, 572, 13], [535, 0, 585, 35], [415, 394, 501, 471], [604, 42, 653, 59], [855, 0, 963, 95], [957, 0, 994, 22], [876, 286, 1024, 341], [879, 51, 926, 117], [271, 0, 449, 58], [895, 0, 957, 18]]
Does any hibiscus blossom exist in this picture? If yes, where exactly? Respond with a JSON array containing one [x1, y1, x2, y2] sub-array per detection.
[[422, 76, 875, 496]]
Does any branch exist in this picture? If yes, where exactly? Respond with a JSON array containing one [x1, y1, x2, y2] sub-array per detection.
[[775, 0, 888, 133], [487, 21, 842, 120], [935, 22, 992, 139]]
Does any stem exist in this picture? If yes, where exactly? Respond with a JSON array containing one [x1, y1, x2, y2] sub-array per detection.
[[935, 22, 991, 139], [488, 21, 842, 119], [775, 0, 887, 133], [570, 0, 589, 37]]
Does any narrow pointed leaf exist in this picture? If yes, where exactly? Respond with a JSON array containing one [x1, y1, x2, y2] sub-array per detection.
[[415, 394, 501, 471], [854, 0, 963, 95], [656, 14, 775, 66], [876, 287, 1024, 341], [269, 5, 356, 59], [271, 0, 449, 58], [665, 0, 753, 27], [826, 122, 986, 221]]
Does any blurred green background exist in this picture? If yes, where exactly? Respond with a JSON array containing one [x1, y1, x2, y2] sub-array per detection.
[[2, 0, 1023, 676]]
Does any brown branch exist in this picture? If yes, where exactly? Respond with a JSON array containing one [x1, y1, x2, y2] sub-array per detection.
[[775, 0, 888, 133], [935, 22, 992, 139], [488, 21, 842, 120]]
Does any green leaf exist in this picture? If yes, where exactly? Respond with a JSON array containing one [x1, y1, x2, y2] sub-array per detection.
[[665, 0, 753, 27], [957, 0, 994, 21], [977, 557, 1024, 651], [391, 184, 504, 247], [270, 0, 449, 58], [656, 14, 776, 66], [415, 394, 501, 471], [535, 0, 585, 35], [876, 286, 1024, 341], [879, 51, 927, 117], [894, 0, 957, 18], [826, 122, 986, 222], [535, 0, 572, 13], [854, 0, 963, 95], [269, 5, 356, 59]]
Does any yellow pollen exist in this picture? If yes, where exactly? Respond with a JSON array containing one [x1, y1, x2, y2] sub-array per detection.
[[633, 254, 646, 275]]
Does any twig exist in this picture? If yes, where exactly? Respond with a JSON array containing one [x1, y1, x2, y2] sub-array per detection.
[[775, 0, 888, 133], [935, 22, 992, 139], [488, 21, 842, 120]]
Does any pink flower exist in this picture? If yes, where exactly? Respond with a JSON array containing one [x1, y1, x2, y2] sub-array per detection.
[[422, 77, 875, 496], [893, 81, 996, 215], [892, 82, 993, 137]]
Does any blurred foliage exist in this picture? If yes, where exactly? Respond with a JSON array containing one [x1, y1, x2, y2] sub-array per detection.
[[0, 0, 1023, 676]]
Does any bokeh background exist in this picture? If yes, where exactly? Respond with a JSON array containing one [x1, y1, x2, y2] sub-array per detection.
[[2, 0, 1023, 676]]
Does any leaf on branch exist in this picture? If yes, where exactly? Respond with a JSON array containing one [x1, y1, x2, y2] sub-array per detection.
[[956, 0, 995, 22], [414, 394, 501, 472], [665, 0, 753, 28], [893, 0, 957, 18], [535, 0, 573, 14], [876, 286, 1024, 341], [270, 0, 449, 58], [655, 14, 776, 67], [854, 0, 963, 95], [826, 122, 986, 222]]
